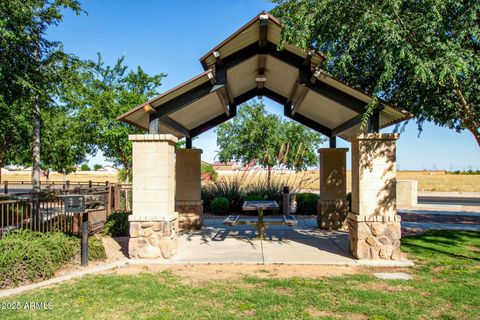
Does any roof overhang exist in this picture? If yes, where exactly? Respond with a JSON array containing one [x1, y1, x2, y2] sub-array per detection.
[[117, 12, 412, 141]]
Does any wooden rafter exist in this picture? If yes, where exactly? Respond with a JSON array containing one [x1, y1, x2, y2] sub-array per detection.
[[216, 87, 230, 116], [291, 85, 309, 115], [159, 116, 190, 138], [331, 114, 363, 136], [151, 82, 220, 119], [259, 15, 269, 48]]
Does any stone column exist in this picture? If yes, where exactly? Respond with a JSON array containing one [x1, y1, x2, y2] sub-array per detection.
[[348, 133, 401, 260], [128, 134, 178, 259], [317, 148, 349, 229], [175, 148, 203, 230]]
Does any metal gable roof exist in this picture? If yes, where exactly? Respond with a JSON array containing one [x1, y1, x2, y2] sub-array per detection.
[[117, 12, 412, 141]]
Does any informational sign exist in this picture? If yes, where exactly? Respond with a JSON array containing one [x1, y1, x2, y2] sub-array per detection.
[[64, 195, 86, 213]]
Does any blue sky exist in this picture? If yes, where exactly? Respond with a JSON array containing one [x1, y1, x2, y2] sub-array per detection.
[[48, 0, 479, 171]]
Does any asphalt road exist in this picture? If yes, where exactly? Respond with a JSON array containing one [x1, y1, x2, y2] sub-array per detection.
[[418, 196, 480, 206]]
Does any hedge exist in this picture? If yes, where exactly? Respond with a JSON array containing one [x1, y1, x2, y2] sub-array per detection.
[[0, 231, 106, 288]]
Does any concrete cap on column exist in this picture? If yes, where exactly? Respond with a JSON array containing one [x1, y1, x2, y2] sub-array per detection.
[[351, 133, 400, 141], [318, 148, 349, 153], [176, 148, 203, 154], [128, 134, 178, 143]]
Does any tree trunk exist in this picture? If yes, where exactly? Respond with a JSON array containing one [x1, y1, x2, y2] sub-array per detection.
[[454, 89, 480, 147], [467, 126, 480, 147], [32, 94, 41, 192], [267, 165, 272, 187]]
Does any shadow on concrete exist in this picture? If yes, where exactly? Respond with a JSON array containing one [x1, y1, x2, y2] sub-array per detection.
[[181, 219, 354, 261]]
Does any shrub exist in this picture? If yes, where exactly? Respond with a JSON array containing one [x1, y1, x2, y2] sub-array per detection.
[[89, 236, 107, 260], [201, 162, 218, 181], [295, 193, 319, 215], [103, 211, 130, 237], [210, 197, 230, 215], [244, 194, 266, 201], [0, 230, 106, 288], [202, 178, 244, 213], [246, 180, 285, 210], [80, 163, 90, 171]]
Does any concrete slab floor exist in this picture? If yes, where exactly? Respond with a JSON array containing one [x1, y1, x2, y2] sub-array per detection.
[[374, 272, 413, 280], [174, 219, 413, 267]]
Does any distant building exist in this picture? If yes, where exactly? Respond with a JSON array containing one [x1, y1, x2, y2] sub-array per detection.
[[211, 161, 238, 172]]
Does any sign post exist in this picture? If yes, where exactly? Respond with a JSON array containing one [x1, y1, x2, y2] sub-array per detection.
[[62, 195, 88, 266]]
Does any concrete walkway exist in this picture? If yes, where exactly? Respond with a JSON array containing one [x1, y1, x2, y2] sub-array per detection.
[[401, 222, 480, 231], [172, 218, 412, 267], [399, 208, 480, 231]]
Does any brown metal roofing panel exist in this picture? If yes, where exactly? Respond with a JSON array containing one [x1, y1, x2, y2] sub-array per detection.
[[200, 13, 266, 66], [339, 124, 364, 141], [264, 55, 298, 98], [317, 75, 371, 104], [267, 23, 324, 66], [204, 22, 260, 68], [297, 90, 358, 129], [169, 92, 225, 131], [117, 70, 213, 124], [227, 55, 257, 98]]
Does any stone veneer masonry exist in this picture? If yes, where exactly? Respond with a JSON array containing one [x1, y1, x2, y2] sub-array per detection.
[[348, 133, 401, 260], [128, 134, 178, 259]]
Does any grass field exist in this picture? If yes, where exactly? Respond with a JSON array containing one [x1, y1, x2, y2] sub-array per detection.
[[1, 230, 479, 319]]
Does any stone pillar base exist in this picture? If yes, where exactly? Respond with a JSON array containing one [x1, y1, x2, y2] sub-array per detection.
[[175, 200, 203, 230], [348, 213, 401, 260], [317, 200, 348, 230], [128, 216, 178, 259]]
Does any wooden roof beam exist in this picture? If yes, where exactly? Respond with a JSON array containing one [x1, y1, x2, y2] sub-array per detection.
[[213, 51, 222, 67], [331, 114, 363, 136], [303, 49, 315, 66], [310, 66, 322, 85], [287, 81, 298, 106], [259, 15, 269, 48], [332, 104, 385, 136], [291, 86, 309, 116], [284, 109, 332, 137], [216, 87, 230, 117], [256, 75, 267, 89], [257, 54, 267, 90], [307, 80, 367, 114], [190, 113, 231, 138], [151, 82, 221, 119], [159, 116, 190, 138]]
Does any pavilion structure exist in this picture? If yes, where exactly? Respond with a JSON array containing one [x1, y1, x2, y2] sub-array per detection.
[[117, 12, 411, 260]]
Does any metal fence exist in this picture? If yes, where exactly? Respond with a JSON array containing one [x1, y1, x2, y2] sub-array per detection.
[[0, 183, 132, 239]]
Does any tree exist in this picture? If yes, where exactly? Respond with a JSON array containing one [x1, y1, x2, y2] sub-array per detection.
[[66, 54, 166, 182], [271, 0, 480, 146], [216, 100, 324, 182], [0, 0, 84, 189], [80, 164, 90, 171], [93, 164, 103, 171]]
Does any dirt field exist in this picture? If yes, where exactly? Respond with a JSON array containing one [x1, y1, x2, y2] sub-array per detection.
[[216, 170, 480, 192], [1, 171, 119, 184], [2, 169, 478, 192]]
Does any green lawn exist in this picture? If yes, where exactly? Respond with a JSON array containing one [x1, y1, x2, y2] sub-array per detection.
[[1, 230, 479, 319]]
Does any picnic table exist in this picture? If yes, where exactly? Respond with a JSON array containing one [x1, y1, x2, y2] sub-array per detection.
[[223, 200, 297, 239]]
